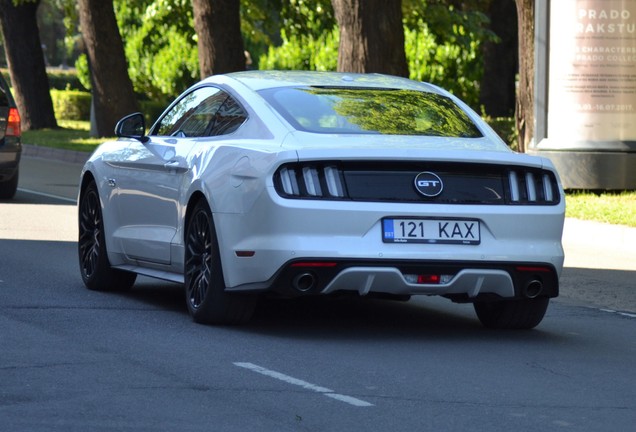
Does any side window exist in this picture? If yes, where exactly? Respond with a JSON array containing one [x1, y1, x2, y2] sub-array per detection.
[[152, 87, 226, 137], [211, 96, 248, 136]]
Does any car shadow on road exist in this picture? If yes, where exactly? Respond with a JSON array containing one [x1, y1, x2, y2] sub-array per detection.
[[119, 279, 565, 343], [243, 296, 564, 343]]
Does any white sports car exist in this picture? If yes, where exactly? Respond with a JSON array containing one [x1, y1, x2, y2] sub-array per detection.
[[78, 71, 565, 329]]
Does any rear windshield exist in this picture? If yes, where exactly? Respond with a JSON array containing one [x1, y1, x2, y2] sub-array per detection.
[[259, 86, 482, 138]]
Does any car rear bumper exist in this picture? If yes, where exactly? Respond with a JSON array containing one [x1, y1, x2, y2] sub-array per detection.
[[226, 257, 559, 301]]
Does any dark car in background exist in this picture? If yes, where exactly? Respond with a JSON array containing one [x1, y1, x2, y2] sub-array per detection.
[[0, 74, 21, 199]]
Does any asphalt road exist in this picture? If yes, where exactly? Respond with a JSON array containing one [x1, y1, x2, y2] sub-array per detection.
[[0, 156, 635, 431]]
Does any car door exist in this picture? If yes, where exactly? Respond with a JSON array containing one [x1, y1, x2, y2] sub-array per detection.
[[106, 86, 229, 265]]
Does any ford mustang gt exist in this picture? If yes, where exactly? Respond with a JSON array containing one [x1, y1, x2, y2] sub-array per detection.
[[78, 71, 565, 329]]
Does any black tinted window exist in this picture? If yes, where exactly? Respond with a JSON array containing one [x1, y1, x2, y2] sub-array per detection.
[[259, 87, 482, 138], [211, 97, 247, 136], [153, 87, 226, 137]]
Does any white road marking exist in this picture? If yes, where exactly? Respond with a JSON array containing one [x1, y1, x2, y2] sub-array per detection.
[[600, 308, 636, 319], [234, 362, 373, 407], [18, 188, 77, 204]]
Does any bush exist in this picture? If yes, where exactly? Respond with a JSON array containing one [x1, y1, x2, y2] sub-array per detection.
[[485, 116, 517, 150], [259, 28, 339, 71], [51, 89, 91, 121], [46, 68, 87, 91]]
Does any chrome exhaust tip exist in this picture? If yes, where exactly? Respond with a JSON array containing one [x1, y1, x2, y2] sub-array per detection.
[[293, 272, 316, 292], [524, 280, 544, 299]]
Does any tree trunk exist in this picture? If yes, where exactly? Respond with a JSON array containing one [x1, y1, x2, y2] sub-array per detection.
[[192, 0, 246, 78], [480, 0, 518, 118], [331, 0, 408, 77], [515, 0, 534, 153], [78, 0, 138, 137], [0, 0, 57, 130]]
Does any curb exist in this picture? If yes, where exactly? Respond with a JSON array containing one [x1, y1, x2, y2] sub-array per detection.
[[22, 144, 90, 165]]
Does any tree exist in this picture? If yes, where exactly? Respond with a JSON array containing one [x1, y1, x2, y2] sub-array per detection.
[[78, 0, 138, 137], [115, 0, 198, 100], [0, 0, 57, 130], [331, 0, 408, 77], [192, 0, 246, 78], [479, 0, 517, 117], [515, 0, 533, 153]]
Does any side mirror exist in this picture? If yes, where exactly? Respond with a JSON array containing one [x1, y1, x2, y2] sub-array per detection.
[[115, 112, 149, 143]]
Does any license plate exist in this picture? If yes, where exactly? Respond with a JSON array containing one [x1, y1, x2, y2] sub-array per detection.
[[382, 218, 480, 245]]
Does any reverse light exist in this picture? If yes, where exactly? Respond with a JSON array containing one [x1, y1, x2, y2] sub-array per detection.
[[6, 107, 21, 137]]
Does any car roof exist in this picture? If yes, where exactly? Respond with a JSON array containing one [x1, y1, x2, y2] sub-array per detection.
[[204, 70, 444, 94]]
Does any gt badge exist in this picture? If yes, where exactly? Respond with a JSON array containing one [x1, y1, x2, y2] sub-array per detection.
[[414, 172, 443, 197]]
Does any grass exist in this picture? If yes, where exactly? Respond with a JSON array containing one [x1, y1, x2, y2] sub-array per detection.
[[21, 121, 636, 227], [566, 191, 636, 227], [22, 120, 110, 153]]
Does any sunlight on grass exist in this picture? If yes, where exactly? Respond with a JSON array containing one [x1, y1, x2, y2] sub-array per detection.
[[566, 191, 636, 227], [22, 120, 112, 152]]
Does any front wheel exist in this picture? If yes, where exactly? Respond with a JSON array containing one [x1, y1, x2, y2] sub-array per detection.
[[78, 180, 136, 291], [184, 200, 256, 325], [473, 297, 550, 330]]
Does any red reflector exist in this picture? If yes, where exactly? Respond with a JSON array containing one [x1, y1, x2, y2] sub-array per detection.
[[417, 274, 441, 284], [290, 262, 337, 268], [235, 250, 255, 257], [7, 107, 21, 137], [516, 266, 551, 273]]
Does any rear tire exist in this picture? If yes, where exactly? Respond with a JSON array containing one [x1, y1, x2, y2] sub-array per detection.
[[473, 297, 549, 330], [0, 167, 19, 199], [184, 200, 256, 325], [78, 180, 136, 291]]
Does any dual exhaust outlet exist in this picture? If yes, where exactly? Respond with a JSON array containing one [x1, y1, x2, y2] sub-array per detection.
[[292, 271, 546, 298]]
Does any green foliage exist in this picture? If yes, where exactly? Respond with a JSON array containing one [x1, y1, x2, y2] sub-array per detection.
[[46, 68, 86, 91], [75, 54, 91, 91], [403, 1, 495, 107], [259, 27, 338, 71], [258, 0, 338, 71], [50, 89, 91, 121], [484, 116, 517, 149], [259, 0, 495, 109], [280, 0, 335, 39], [115, 0, 199, 99]]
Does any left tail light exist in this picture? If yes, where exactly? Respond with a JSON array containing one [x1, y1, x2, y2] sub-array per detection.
[[275, 164, 347, 199], [6, 107, 21, 137]]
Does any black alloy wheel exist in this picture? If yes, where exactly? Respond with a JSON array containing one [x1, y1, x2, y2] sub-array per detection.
[[78, 180, 136, 291], [184, 200, 256, 325]]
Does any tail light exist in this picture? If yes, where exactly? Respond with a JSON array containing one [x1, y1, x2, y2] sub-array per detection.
[[508, 169, 559, 204], [6, 107, 21, 137], [275, 164, 347, 199]]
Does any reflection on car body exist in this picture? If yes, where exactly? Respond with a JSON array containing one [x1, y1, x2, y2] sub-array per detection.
[[78, 71, 565, 329]]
